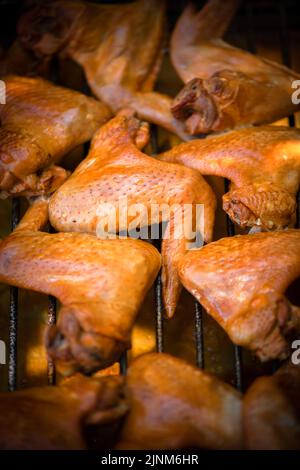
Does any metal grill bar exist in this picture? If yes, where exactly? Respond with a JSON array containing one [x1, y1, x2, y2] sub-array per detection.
[[224, 179, 243, 390], [46, 223, 57, 385], [8, 199, 20, 391], [119, 353, 127, 376], [194, 302, 204, 368], [155, 273, 164, 353], [150, 125, 165, 354], [224, 180, 236, 239], [297, 192, 300, 228], [47, 296, 56, 385], [233, 347, 243, 392]]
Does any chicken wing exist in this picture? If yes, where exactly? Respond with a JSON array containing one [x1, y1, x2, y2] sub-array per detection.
[[178, 230, 300, 361], [116, 352, 242, 450], [0, 75, 111, 199], [159, 126, 300, 230], [48, 111, 216, 318], [0, 374, 127, 450], [0, 198, 161, 375], [18, 0, 189, 140], [244, 363, 300, 449], [170, 0, 300, 134]]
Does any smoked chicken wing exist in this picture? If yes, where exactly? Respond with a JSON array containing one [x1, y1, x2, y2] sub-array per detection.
[[48, 111, 216, 318], [178, 230, 300, 361], [170, 0, 300, 134], [0, 374, 127, 450], [244, 363, 300, 449], [18, 0, 189, 140], [159, 126, 300, 230], [0, 198, 161, 375], [0, 75, 111, 199], [116, 353, 242, 450]]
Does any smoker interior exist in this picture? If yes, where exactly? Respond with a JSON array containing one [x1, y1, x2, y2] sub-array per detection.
[[0, 0, 299, 411]]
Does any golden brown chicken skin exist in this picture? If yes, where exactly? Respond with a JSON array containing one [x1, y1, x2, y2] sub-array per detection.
[[18, 0, 189, 140], [0, 198, 161, 375], [116, 353, 242, 450], [0, 374, 127, 450], [0, 75, 111, 199], [159, 126, 300, 230], [48, 111, 216, 319], [170, 0, 300, 134], [178, 230, 300, 361], [244, 363, 300, 449]]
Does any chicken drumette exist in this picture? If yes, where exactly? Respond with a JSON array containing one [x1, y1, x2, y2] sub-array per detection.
[[170, 0, 300, 134], [49, 111, 216, 318], [117, 353, 242, 450], [244, 363, 300, 449], [0, 198, 161, 375], [159, 126, 300, 230], [178, 230, 300, 361], [0, 75, 111, 198], [0, 374, 127, 450]]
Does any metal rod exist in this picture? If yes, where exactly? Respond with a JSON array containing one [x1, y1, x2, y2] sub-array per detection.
[[150, 123, 159, 156], [150, 124, 165, 353], [47, 295, 56, 385], [194, 302, 204, 368], [224, 179, 235, 237], [46, 225, 57, 385], [297, 192, 300, 228], [119, 352, 128, 376], [234, 345, 243, 392], [8, 198, 20, 391], [224, 179, 243, 390], [155, 272, 164, 353]]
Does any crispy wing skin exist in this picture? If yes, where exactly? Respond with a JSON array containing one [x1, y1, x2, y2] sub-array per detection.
[[178, 230, 300, 361], [0, 75, 111, 199], [170, 0, 300, 134], [159, 126, 300, 229], [0, 374, 127, 450], [116, 353, 242, 450], [0, 198, 161, 375], [49, 111, 216, 318], [244, 363, 300, 449], [18, 0, 189, 140]]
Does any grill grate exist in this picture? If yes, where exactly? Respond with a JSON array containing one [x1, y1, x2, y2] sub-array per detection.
[[5, 1, 298, 393], [194, 302, 204, 369], [8, 198, 20, 392]]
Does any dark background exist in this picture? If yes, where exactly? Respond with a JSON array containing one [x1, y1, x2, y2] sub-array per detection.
[[0, 0, 299, 46]]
